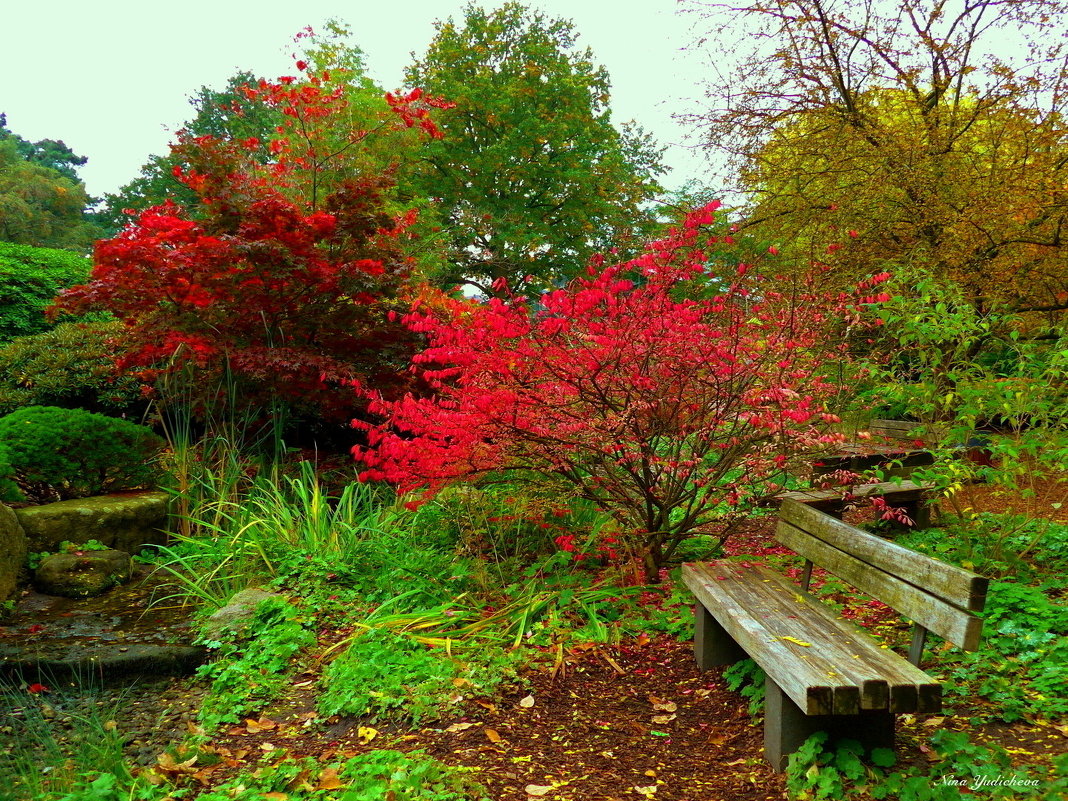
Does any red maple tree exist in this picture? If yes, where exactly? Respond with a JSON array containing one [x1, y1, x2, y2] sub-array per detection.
[[355, 203, 883, 575], [54, 62, 452, 426]]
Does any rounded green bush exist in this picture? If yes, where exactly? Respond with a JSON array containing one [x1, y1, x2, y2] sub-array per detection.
[[0, 406, 166, 502], [0, 321, 145, 417], [0, 451, 21, 503]]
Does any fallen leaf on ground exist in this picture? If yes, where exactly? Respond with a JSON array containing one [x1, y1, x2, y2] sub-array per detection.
[[525, 784, 552, 796], [519, 695, 535, 708], [485, 728, 502, 743], [651, 700, 677, 713], [245, 716, 277, 733], [357, 726, 378, 744], [316, 767, 346, 791], [634, 785, 658, 796], [651, 714, 676, 724], [445, 722, 475, 733], [157, 753, 198, 775]]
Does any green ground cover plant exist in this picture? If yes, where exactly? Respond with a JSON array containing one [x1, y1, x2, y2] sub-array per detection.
[[195, 594, 316, 729], [318, 628, 521, 724], [785, 731, 1068, 801], [0, 678, 135, 801]]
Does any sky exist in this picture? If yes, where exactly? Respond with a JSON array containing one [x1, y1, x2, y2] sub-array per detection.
[[2, 0, 716, 200]]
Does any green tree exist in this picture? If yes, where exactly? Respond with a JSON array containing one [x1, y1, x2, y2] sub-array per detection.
[[405, 2, 666, 293], [0, 113, 88, 181], [0, 137, 99, 251]]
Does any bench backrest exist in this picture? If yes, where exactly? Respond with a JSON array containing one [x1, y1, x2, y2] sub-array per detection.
[[868, 419, 923, 441], [867, 419, 947, 446], [777, 499, 988, 656]]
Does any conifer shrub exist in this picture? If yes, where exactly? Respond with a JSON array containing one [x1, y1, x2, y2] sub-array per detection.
[[0, 452, 21, 503], [0, 406, 165, 502]]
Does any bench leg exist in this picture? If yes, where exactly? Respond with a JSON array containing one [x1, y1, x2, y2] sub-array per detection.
[[764, 678, 896, 773], [693, 603, 746, 670]]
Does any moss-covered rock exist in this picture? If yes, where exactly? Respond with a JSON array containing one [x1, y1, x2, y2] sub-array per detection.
[[15, 491, 170, 554], [34, 548, 132, 598], [0, 504, 27, 604]]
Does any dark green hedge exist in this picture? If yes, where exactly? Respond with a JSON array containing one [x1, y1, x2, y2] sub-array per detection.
[[0, 241, 92, 343]]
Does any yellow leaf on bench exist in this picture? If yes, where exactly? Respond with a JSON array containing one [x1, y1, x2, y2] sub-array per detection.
[[780, 636, 812, 647]]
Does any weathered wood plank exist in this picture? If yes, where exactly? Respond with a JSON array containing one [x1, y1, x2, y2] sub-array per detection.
[[779, 499, 988, 613], [694, 562, 940, 713], [870, 419, 923, 435], [747, 570, 942, 714], [683, 563, 840, 714], [776, 518, 985, 651], [683, 562, 941, 714]]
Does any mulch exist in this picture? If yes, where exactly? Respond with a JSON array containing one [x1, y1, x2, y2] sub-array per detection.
[[201, 639, 786, 801]]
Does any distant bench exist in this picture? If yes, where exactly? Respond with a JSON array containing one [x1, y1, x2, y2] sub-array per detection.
[[773, 479, 936, 529], [682, 499, 988, 771], [813, 420, 935, 479], [814, 419, 994, 479]]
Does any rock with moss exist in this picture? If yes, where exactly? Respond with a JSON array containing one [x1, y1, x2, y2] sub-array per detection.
[[202, 588, 283, 639], [34, 548, 132, 598], [0, 504, 27, 604], [15, 491, 170, 554]]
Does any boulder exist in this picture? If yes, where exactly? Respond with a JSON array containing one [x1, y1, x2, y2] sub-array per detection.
[[15, 491, 170, 554], [203, 588, 282, 638], [0, 504, 27, 605], [34, 549, 132, 598]]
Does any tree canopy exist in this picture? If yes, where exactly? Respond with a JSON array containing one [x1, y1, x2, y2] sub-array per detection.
[[0, 113, 88, 181], [0, 116, 99, 251], [685, 0, 1068, 320], [54, 59, 450, 429], [92, 71, 285, 237], [404, 2, 667, 293]]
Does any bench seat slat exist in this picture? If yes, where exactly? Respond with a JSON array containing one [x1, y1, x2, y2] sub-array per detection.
[[780, 500, 989, 614], [682, 562, 941, 715]]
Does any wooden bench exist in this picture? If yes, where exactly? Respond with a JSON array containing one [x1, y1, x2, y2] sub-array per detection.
[[774, 479, 936, 529], [813, 419, 936, 480], [682, 499, 988, 771]]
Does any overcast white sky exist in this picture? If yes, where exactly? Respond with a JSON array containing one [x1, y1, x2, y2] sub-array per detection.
[[2, 0, 716, 199]]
